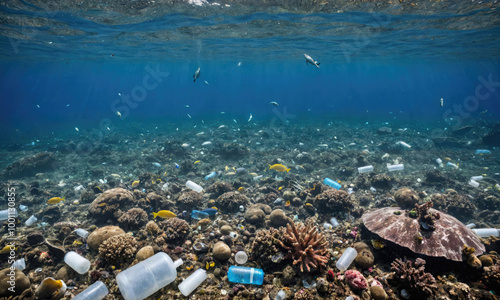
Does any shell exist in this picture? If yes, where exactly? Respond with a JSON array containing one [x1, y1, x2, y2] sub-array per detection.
[[35, 277, 66, 299], [362, 207, 485, 261]]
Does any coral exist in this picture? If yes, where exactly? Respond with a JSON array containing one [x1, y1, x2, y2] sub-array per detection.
[[87, 225, 126, 250], [118, 208, 148, 229], [216, 191, 249, 213], [212, 143, 250, 159], [99, 234, 137, 265], [430, 190, 476, 220], [2, 152, 56, 178], [371, 174, 392, 190], [206, 181, 234, 198], [476, 192, 500, 210], [269, 209, 289, 227], [145, 221, 160, 234], [391, 258, 437, 296], [251, 227, 284, 268], [89, 188, 134, 221], [177, 191, 203, 209], [155, 218, 190, 245], [344, 270, 367, 289], [278, 220, 329, 273], [394, 188, 419, 209], [362, 205, 484, 261], [313, 189, 354, 213]]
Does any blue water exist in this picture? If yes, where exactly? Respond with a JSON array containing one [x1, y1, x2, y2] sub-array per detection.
[[1, 2, 500, 138]]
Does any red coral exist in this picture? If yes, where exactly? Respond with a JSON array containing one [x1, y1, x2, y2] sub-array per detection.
[[278, 220, 330, 273], [344, 270, 367, 289]]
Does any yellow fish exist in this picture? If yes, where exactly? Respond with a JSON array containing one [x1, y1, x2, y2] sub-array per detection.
[[285, 201, 291, 207], [278, 186, 284, 191], [72, 240, 83, 247], [131, 180, 140, 187], [269, 164, 290, 173], [225, 172, 236, 176], [47, 197, 65, 204], [0, 244, 17, 255], [205, 261, 215, 270], [225, 166, 229, 171], [194, 160, 201, 164], [238, 187, 244, 191], [152, 210, 176, 219], [98, 203, 107, 207], [250, 172, 258, 177], [371, 239, 385, 249]]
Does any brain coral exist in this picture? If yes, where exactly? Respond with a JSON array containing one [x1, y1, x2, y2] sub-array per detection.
[[89, 188, 134, 221]]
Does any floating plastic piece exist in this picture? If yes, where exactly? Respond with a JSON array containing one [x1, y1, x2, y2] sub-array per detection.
[[235, 251, 248, 264], [25, 215, 37, 226], [178, 269, 207, 296], [64, 251, 91, 274], [117, 252, 182, 300], [475, 149, 491, 154], [358, 165, 373, 173], [191, 210, 209, 220], [74, 228, 89, 238], [447, 162, 459, 169], [205, 171, 217, 180], [469, 179, 480, 188], [186, 180, 203, 193], [19, 205, 28, 211], [346, 297, 355, 300], [473, 228, 500, 238], [72, 281, 108, 300], [302, 279, 316, 289], [330, 217, 339, 227], [275, 290, 286, 300], [227, 266, 264, 285], [471, 176, 484, 181], [12, 258, 26, 271], [336, 247, 357, 271], [0, 209, 18, 221], [387, 164, 404, 172], [324, 178, 341, 190], [466, 223, 476, 229]]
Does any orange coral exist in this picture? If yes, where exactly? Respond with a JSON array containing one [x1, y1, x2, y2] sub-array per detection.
[[278, 220, 330, 273]]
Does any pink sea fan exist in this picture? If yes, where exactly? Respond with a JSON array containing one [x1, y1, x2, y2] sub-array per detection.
[[344, 270, 367, 289]]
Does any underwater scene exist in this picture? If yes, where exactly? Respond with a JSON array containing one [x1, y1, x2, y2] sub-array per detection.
[[1, 0, 500, 299]]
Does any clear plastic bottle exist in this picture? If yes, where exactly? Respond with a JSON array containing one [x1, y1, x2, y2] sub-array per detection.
[[227, 266, 264, 285], [72, 281, 108, 300], [116, 252, 182, 300], [358, 165, 373, 173], [74, 228, 89, 238], [178, 269, 207, 296], [191, 210, 209, 220], [186, 180, 203, 193], [25, 215, 37, 226], [64, 251, 91, 274], [336, 247, 357, 271]]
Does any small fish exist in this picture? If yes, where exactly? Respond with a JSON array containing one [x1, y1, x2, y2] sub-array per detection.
[[278, 186, 284, 191], [201, 208, 218, 216], [248, 113, 253, 122], [202, 141, 212, 146], [98, 203, 107, 207], [269, 164, 290, 173], [305, 203, 313, 207], [440, 98, 444, 107], [194, 160, 201, 164], [116, 111, 122, 118], [47, 197, 65, 204], [225, 172, 236, 176], [304, 53, 320, 68], [238, 187, 244, 191], [152, 210, 177, 219], [193, 67, 201, 82], [131, 180, 140, 188], [444, 157, 452, 161], [186, 265, 194, 270], [249, 172, 258, 177], [205, 261, 215, 269], [204, 80, 209, 85], [225, 166, 229, 171], [371, 239, 385, 249], [72, 240, 83, 247], [0, 244, 17, 255], [285, 201, 291, 207], [152, 162, 161, 167], [269, 101, 279, 106]]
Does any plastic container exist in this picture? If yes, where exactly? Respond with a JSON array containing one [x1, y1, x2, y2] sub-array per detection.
[[12, 258, 25, 271], [19, 205, 28, 212], [330, 217, 340, 227], [336, 247, 357, 271], [358, 165, 373, 173], [324, 178, 341, 190], [186, 180, 203, 193], [473, 228, 500, 238], [25, 215, 37, 226], [64, 251, 91, 274], [72, 281, 109, 300], [447, 162, 459, 169], [387, 164, 404, 172], [0, 209, 18, 221], [74, 228, 89, 238], [471, 176, 484, 181], [227, 266, 264, 285], [275, 290, 286, 300], [205, 171, 217, 180], [191, 210, 209, 220], [178, 269, 207, 296], [323, 222, 333, 230], [116, 252, 183, 300], [466, 223, 476, 229], [475, 149, 491, 154], [235, 251, 248, 264], [468, 179, 480, 188]]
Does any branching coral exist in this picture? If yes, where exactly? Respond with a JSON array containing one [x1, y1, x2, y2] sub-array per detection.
[[250, 227, 284, 268], [117, 208, 148, 229], [155, 218, 190, 245], [391, 257, 437, 296], [98, 234, 137, 265], [278, 221, 329, 273]]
